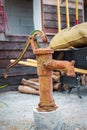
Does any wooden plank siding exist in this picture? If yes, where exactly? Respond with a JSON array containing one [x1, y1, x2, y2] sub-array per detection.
[[42, 0, 83, 33], [84, 0, 87, 6], [0, 0, 84, 92], [0, 35, 37, 92]]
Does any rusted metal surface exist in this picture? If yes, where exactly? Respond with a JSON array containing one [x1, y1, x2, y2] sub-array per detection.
[[3, 30, 75, 112], [34, 48, 58, 112], [44, 59, 75, 77], [33, 48, 75, 111]]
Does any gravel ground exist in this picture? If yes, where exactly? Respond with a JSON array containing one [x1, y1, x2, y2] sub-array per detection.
[[0, 87, 87, 130]]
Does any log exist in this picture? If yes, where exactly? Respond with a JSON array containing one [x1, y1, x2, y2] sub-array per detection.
[[10, 59, 37, 67], [28, 72, 61, 83], [52, 71, 60, 82], [21, 78, 39, 90], [53, 83, 60, 91], [29, 78, 39, 83], [20, 70, 62, 95], [18, 85, 39, 95], [80, 74, 87, 86], [21, 77, 61, 92], [62, 84, 69, 91], [85, 75, 87, 85], [26, 59, 37, 63]]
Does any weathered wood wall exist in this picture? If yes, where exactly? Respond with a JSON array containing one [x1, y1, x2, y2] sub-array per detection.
[[84, 0, 87, 6], [0, 0, 84, 92], [42, 0, 83, 33], [0, 35, 37, 92]]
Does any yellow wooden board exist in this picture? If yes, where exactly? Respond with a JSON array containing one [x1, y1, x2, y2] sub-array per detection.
[[10, 59, 37, 67], [75, 67, 87, 74], [10, 59, 87, 74]]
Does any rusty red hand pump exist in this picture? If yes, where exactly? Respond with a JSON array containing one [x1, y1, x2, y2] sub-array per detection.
[[4, 30, 75, 112], [30, 35, 75, 112]]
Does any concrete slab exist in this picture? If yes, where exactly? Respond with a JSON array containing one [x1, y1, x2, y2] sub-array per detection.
[[0, 87, 87, 130]]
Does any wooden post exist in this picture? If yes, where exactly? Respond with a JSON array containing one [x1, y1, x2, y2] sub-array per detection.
[[76, 0, 78, 24], [56, 0, 61, 32], [66, 0, 70, 29]]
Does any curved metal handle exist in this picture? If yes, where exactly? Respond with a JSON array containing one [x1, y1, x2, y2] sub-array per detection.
[[4, 30, 48, 78]]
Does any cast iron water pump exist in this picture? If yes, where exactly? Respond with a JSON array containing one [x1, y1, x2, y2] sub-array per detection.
[[4, 30, 75, 112]]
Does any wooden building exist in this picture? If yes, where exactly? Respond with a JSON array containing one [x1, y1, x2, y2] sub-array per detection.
[[0, 0, 86, 91]]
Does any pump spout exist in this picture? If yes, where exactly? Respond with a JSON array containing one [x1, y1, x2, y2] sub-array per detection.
[[44, 60, 75, 77]]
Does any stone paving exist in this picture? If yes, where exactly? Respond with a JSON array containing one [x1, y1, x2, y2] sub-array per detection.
[[0, 87, 87, 130]]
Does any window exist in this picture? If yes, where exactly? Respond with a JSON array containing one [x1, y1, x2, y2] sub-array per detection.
[[4, 0, 42, 35]]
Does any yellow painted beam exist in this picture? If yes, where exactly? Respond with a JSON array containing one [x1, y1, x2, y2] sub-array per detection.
[[26, 59, 37, 63], [10, 59, 37, 67], [75, 68, 87, 74], [75, 0, 78, 24], [10, 59, 87, 74]]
